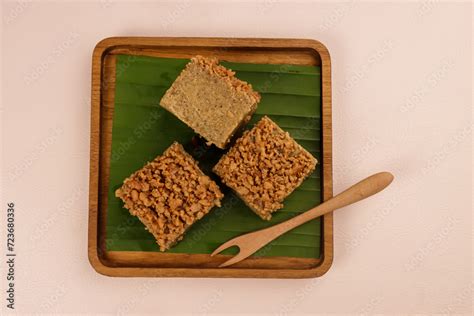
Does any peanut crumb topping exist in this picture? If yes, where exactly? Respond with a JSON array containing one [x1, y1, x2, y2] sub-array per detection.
[[115, 142, 223, 251], [213, 116, 317, 220], [191, 55, 261, 104]]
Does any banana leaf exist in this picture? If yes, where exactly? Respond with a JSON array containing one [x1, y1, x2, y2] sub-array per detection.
[[106, 55, 322, 258]]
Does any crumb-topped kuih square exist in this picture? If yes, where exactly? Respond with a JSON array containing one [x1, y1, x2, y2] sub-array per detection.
[[213, 116, 317, 221], [115, 142, 224, 251], [160, 56, 261, 149]]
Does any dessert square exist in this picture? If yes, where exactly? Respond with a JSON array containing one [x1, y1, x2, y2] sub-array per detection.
[[115, 142, 224, 251], [160, 55, 261, 149], [213, 116, 317, 220]]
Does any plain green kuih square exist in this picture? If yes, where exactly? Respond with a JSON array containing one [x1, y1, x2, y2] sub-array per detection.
[[106, 54, 323, 258]]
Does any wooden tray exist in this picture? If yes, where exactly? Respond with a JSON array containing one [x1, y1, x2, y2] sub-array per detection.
[[88, 37, 333, 278]]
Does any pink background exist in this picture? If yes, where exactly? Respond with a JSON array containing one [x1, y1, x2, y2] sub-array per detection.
[[1, 1, 472, 314]]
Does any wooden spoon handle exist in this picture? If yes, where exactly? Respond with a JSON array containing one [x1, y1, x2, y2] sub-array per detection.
[[262, 172, 394, 240]]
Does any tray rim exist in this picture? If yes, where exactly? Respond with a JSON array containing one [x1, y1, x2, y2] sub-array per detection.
[[88, 37, 333, 278]]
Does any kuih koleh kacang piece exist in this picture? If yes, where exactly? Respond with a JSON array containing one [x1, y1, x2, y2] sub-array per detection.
[[115, 142, 224, 251], [160, 55, 261, 149], [213, 116, 317, 220]]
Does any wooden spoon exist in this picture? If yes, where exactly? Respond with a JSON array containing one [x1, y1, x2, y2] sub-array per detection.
[[211, 172, 394, 267]]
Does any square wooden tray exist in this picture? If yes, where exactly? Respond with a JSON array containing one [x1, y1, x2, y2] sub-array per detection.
[[88, 37, 333, 278]]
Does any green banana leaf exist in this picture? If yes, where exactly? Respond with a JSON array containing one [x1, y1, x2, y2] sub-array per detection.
[[106, 54, 322, 258]]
